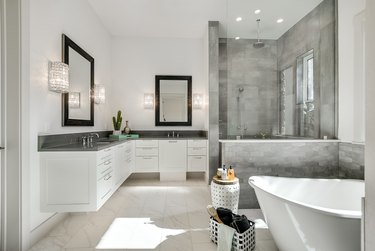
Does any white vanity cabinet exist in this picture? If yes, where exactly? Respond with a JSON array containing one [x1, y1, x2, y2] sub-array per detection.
[[159, 140, 187, 180], [41, 147, 115, 212], [113, 140, 135, 188], [135, 140, 159, 172], [40, 140, 135, 213], [187, 140, 207, 172]]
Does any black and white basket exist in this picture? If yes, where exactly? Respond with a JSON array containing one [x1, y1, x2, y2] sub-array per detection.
[[209, 218, 256, 251]]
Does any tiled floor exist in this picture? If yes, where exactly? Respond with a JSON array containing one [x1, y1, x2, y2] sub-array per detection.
[[30, 177, 278, 251]]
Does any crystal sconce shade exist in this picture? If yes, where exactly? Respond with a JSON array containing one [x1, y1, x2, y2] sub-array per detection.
[[94, 84, 106, 104], [144, 93, 154, 109], [69, 92, 80, 108], [193, 93, 203, 109], [48, 62, 69, 93]]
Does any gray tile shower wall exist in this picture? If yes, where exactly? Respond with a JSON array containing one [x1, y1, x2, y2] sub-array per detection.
[[209, 21, 220, 181], [221, 141, 339, 208], [339, 142, 365, 179], [219, 39, 279, 137], [277, 0, 336, 138]]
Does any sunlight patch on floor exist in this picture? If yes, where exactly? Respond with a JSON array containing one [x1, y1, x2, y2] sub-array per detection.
[[96, 217, 186, 249]]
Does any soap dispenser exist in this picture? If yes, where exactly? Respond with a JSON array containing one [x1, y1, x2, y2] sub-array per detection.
[[228, 166, 235, 180]]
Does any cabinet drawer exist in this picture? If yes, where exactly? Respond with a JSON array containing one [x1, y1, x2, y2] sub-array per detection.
[[188, 156, 207, 171], [97, 159, 114, 179], [188, 147, 207, 156], [135, 156, 159, 172], [136, 147, 158, 156], [136, 140, 158, 147], [188, 140, 207, 148], [97, 169, 114, 201], [97, 147, 114, 164]]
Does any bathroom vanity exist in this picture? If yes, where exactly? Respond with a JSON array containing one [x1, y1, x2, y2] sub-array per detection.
[[39, 133, 207, 212]]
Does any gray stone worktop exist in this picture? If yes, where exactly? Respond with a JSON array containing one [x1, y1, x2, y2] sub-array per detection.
[[38, 130, 207, 152]]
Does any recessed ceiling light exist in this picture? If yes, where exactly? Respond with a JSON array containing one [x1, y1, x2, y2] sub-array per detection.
[[236, 17, 242, 22], [254, 9, 261, 14], [235, 37, 240, 40], [277, 18, 284, 23]]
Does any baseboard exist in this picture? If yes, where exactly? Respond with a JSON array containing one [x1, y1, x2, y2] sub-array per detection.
[[29, 213, 68, 248]]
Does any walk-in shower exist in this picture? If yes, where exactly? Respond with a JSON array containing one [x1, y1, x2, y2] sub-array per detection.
[[219, 0, 336, 140]]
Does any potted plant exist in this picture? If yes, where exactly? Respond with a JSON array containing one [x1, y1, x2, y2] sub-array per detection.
[[112, 110, 122, 135]]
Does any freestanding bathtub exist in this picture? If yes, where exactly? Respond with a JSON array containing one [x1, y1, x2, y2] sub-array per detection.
[[249, 176, 364, 251]]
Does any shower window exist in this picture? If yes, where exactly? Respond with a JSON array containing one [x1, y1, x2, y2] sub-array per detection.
[[297, 50, 314, 104]]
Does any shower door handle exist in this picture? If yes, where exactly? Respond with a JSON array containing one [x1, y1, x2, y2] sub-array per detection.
[[0, 147, 4, 150]]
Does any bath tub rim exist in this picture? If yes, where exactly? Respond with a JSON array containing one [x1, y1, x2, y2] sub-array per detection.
[[249, 175, 364, 219]]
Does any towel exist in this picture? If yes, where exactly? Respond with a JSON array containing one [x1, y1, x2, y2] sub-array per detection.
[[217, 223, 235, 251]]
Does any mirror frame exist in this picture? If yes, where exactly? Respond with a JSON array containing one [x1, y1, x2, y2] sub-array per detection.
[[155, 75, 192, 126], [62, 34, 94, 126]]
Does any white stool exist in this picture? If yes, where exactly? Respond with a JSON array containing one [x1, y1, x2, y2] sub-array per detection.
[[211, 176, 240, 214]]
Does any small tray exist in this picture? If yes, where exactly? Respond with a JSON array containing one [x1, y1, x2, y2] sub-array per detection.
[[109, 134, 140, 139]]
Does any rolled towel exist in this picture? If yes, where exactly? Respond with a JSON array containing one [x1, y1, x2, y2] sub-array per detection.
[[217, 223, 235, 251]]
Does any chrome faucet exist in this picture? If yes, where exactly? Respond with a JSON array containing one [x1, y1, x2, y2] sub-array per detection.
[[88, 133, 100, 144], [81, 136, 88, 146]]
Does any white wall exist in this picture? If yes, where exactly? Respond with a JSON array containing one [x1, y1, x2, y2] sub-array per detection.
[[338, 0, 366, 143], [365, 0, 375, 249], [29, 0, 112, 241], [111, 37, 207, 131]]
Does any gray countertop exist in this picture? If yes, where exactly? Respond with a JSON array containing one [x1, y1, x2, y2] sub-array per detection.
[[39, 137, 207, 152]]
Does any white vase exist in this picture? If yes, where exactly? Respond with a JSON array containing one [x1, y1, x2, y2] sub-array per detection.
[[113, 130, 121, 135]]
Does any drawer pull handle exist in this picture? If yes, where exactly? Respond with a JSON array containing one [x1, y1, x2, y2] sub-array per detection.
[[101, 189, 112, 199], [194, 157, 202, 159], [104, 160, 111, 165], [193, 148, 201, 150], [104, 175, 112, 181], [143, 157, 152, 160], [168, 141, 178, 143], [101, 166, 112, 174]]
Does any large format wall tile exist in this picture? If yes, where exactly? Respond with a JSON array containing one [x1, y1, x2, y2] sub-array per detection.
[[339, 142, 365, 179], [221, 141, 339, 208]]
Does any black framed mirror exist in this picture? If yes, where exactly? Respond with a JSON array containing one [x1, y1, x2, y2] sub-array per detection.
[[155, 75, 192, 126], [62, 34, 94, 126]]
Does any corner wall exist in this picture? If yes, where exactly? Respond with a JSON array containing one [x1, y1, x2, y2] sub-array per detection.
[[110, 37, 207, 131], [338, 0, 366, 143], [28, 0, 112, 247], [365, 0, 375, 249]]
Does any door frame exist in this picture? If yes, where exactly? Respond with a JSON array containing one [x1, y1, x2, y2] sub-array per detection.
[[1, 0, 23, 250]]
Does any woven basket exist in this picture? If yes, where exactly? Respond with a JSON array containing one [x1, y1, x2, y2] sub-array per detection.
[[209, 217, 256, 251]]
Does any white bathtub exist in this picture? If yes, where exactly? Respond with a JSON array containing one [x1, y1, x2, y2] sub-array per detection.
[[249, 176, 364, 251]]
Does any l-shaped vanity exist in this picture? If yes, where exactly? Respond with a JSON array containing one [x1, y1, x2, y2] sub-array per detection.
[[39, 134, 207, 212]]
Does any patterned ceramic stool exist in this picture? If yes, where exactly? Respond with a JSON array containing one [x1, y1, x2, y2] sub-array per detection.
[[211, 176, 240, 213]]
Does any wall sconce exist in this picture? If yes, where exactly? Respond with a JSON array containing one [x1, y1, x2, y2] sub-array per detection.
[[93, 84, 106, 104], [48, 61, 69, 93], [144, 93, 154, 109], [69, 92, 80, 108], [193, 93, 203, 109]]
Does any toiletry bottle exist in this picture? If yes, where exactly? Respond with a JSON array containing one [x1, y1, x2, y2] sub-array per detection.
[[228, 166, 235, 180], [221, 165, 227, 180]]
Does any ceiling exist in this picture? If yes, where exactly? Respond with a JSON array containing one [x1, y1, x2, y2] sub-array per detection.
[[88, 0, 324, 39]]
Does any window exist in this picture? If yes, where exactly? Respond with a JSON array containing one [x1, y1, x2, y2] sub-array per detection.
[[297, 50, 314, 104]]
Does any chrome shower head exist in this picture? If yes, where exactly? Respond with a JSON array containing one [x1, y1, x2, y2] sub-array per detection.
[[253, 19, 265, 49]]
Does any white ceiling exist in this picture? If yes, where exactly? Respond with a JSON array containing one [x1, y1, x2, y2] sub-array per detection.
[[88, 0, 324, 39]]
